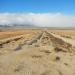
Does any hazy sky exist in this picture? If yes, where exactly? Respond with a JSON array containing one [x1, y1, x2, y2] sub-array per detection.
[[0, 0, 75, 27]]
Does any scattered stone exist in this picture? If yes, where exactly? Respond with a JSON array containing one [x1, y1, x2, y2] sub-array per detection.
[[14, 44, 22, 51], [55, 56, 60, 61], [64, 63, 68, 66]]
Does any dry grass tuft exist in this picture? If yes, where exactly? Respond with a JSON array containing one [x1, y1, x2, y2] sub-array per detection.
[[31, 55, 42, 58]]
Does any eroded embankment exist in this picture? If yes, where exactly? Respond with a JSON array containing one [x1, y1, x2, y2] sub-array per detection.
[[45, 31, 75, 53], [25, 31, 75, 53]]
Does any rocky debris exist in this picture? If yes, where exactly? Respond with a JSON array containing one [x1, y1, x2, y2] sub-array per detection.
[[14, 44, 22, 51]]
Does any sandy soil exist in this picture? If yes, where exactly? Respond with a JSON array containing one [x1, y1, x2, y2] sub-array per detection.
[[0, 29, 75, 75]]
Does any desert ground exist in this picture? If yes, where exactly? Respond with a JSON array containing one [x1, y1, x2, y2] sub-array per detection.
[[0, 29, 75, 75]]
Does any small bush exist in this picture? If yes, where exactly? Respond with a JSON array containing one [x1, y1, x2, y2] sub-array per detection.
[[55, 56, 60, 61], [31, 55, 42, 58], [55, 47, 63, 52]]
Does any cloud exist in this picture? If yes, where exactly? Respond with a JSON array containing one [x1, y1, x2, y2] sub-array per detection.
[[0, 13, 75, 27]]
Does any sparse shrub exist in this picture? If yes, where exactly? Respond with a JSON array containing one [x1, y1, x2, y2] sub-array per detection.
[[14, 68, 20, 72], [54, 47, 67, 52], [40, 50, 51, 54], [5, 40, 10, 43], [64, 63, 68, 66], [0, 43, 3, 48], [31, 55, 42, 58], [55, 56, 60, 61], [61, 35, 71, 39], [55, 47, 63, 52]]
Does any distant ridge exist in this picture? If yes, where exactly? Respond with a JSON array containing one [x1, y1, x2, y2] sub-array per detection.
[[0, 24, 37, 29], [0, 24, 75, 29]]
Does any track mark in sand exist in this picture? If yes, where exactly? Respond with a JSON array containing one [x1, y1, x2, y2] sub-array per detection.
[[26, 32, 43, 45], [14, 32, 43, 51]]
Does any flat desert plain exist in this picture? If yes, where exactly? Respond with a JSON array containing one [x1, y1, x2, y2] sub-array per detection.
[[0, 29, 75, 75]]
